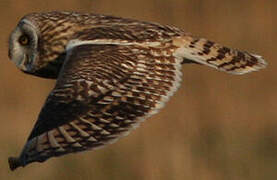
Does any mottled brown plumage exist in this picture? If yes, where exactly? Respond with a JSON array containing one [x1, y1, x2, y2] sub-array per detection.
[[8, 11, 267, 171]]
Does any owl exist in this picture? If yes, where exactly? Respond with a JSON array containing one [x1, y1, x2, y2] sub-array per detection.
[[8, 11, 267, 171]]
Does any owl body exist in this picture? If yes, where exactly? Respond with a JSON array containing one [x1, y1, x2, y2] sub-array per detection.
[[8, 11, 267, 171]]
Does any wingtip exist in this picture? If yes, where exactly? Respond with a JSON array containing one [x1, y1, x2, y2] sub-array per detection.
[[242, 54, 268, 74], [253, 54, 268, 69], [8, 156, 21, 171], [227, 53, 268, 75]]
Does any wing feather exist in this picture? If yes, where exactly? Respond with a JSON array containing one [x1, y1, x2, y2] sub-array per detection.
[[9, 42, 183, 170]]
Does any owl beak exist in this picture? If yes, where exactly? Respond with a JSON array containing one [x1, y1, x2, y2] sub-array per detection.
[[8, 48, 12, 59], [16, 54, 33, 72]]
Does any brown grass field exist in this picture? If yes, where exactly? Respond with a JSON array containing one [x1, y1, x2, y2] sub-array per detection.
[[0, 0, 276, 179]]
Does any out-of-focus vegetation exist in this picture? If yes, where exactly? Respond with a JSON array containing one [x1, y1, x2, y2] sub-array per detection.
[[0, 0, 276, 179]]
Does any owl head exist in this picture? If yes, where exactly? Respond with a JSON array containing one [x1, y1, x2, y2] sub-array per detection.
[[8, 12, 88, 79], [9, 18, 42, 74]]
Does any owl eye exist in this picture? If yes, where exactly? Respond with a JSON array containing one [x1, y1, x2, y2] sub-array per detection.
[[18, 34, 30, 46]]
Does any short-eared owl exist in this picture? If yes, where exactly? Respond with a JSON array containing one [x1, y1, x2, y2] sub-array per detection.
[[8, 11, 267, 171]]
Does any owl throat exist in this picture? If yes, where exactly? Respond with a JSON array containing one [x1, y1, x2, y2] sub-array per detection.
[[24, 52, 66, 79]]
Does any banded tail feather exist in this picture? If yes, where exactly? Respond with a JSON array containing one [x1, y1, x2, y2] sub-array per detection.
[[173, 35, 267, 74]]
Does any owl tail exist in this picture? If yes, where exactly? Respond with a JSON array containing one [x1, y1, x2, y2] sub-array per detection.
[[173, 35, 267, 74]]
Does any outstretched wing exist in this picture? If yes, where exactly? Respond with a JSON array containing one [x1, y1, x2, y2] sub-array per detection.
[[173, 35, 267, 74], [9, 42, 183, 170]]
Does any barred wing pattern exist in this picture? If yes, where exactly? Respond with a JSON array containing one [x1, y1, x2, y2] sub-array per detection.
[[9, 43, 183, 170], [173, 35, 267, 74]]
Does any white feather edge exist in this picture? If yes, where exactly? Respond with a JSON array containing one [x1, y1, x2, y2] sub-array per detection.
[[65, 39, 162, 51]]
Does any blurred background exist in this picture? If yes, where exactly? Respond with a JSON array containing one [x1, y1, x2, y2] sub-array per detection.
[[0, 0, 276, 179]]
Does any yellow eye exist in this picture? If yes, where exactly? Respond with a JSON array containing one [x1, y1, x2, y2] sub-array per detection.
[[18, 35, 29, 46]]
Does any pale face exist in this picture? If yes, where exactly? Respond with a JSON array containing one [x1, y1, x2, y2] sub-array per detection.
[[9, 19, 39, 73]]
